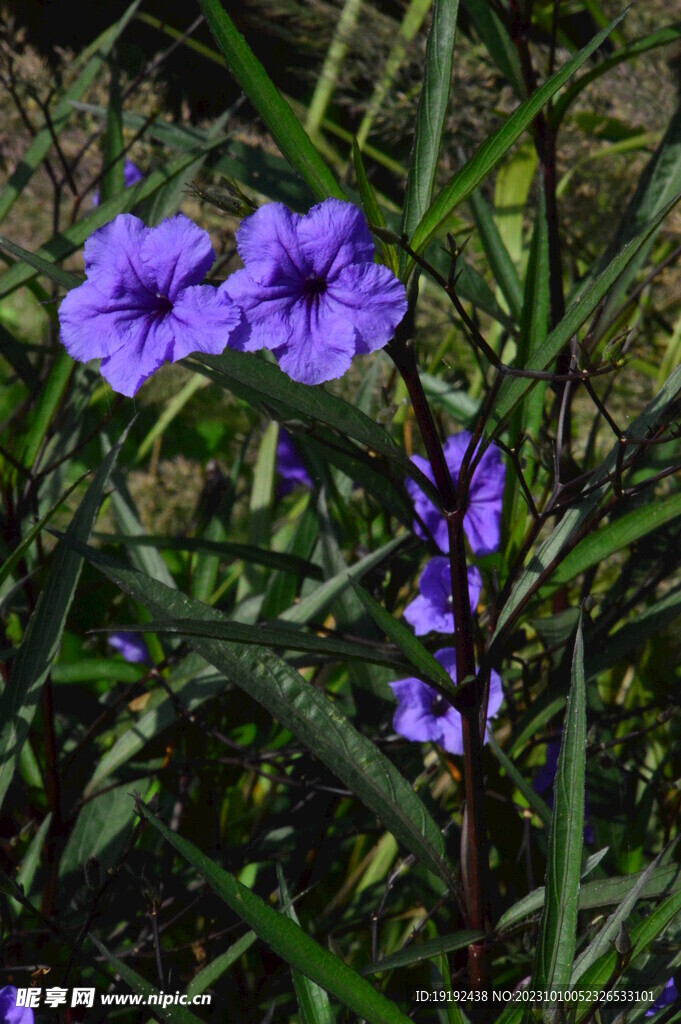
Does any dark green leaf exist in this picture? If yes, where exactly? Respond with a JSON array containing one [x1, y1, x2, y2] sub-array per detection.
[[0, 424, 130, 810], [400, 0, 460, 254], [408, 14, 625, 261], [71, 543, 455, 886], [190, 348, 441, 508], [198, 0, 343, 202], [137, 802, 415, 1024], [532, 620, 586, 992]]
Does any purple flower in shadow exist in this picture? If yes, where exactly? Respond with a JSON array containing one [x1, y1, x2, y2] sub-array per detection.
[[222, 199, 407, 385], [92, 159, 144, 206], [405, 433, 505, 556], [108, 631, 152, 665], [59, 213, 242, 396], [277, 429, 313, 495], [390, 648, 503, 755], [534, 738, 594, 844], [0, 986, 34, 1024], [404, 556, 482, 635], [646, 978, 679, 1016]]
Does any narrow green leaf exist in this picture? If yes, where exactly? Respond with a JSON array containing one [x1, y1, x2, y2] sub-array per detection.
[[363, 929, 484, 974], [190, 348, 441, 508], [137, 802, 416, 1024], [136, 375, 207, 462], [198, 0, 343, 201], [460, 0, 525, 97], [100, 618, 412, 673], [100, 52, 125, 203], [491, 365, 681, 654], [90, 936, 206, 1024], [277, 866, 335, 1024], [572, 887, 681, 1017], [548, 492, 681, 590], [488, 734, 552, 831], [187, 931, 257, 997], [100, 532, 323, 581], [468, 188, 523, 319], [497, 861, 681, 933], [357, 0, 436, 154], [0, 475, 85, 589], [409, 14, 626, 261], [306, 0, 363, 137], [0, 236, 82, 292], [486, 194, 681, 441], [261, 500, 320, 619], [532, 619, 586, 995], [551, 24, 681, 130], [8, 814, 52, 917], [239, 420, 278, 596], [72, 543, 454, 885], [0, 425, 130, 810], [351, 582, 457, 694], [400, 0, 459, 249], [18, 349, 74, 475], [280, 535, 406, 625], [587, 584, 681, 682], [571, 852, 664, 984], [353, 141, 399, 274]]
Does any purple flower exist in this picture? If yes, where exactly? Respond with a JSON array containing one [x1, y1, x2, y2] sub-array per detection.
[[534, 738, 594, 844], [646, 978, 679, 1016], [59, 213, 242, 396], [390, 648, 503, 755], [0, 987, 34, 1024], [92, 158, 144, 206], [222, 199, 407, 385], [108, 631, 152, 665], [277, 429, 313, 495], [404, 557, 482, 635], [406, 433, 505, 556]]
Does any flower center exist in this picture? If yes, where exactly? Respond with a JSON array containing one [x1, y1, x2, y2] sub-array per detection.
[[303, 273, 327, 299], [430, 693, 450, 718], [154, 291, 173, 317]]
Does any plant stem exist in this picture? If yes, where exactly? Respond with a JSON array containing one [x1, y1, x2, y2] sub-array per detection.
[[388, 332, 491, 991]]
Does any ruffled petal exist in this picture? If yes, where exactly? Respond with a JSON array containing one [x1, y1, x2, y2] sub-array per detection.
[[169, 284, 243, 360], [139, 214, 215, 300], [297, 199, 374, 279], [393, 702, 439, 743], [436, 709, 465, 755], [325, 262, 407, 353], [82, 213, 151, 298], [487, 668, 504, 719], [390, 677, 432, 709], [235, 203, 306, 286], [59, 280, 140, 362], [406, 461, 450, 552], [274, 299, 356, 385], [403, 594, 443, 635], [222, 271, 295, 352], [99, 314, 175, 396]]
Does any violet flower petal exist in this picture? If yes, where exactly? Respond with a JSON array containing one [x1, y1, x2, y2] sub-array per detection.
[[0, 986, 35, 1024], [389, 649, 503, 756], [297, 198, 374, 278], [325, 262, 408, 354], [404, 557, 483, 635], [108, 631, 152, 665], [226, 198, 407, 385], [139, 214, 216, 300]]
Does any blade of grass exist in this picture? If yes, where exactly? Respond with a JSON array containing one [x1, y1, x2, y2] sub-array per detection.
[[198, 0, 343, 201]]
